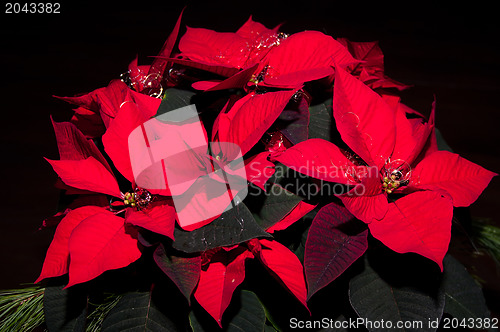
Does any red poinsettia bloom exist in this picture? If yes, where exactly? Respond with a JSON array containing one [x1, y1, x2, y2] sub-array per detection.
[[337, 38, 411, 91], [274, 67, 496, 270], [37, 85, 178, 287], [192, 209, 311, 326], [252, 30, 358, 88], [176, 16, 281, 71]]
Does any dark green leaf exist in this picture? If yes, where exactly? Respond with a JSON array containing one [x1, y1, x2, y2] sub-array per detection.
[[157, 88, 196, 116], [442, 255, 490, 320], [268, 163, 317, 201], [293, 224, 310, 263], [305, 203, 368, 300], [172, 202, 270, 253], [43, 283, 87, 332], [100, 291, 180, 331], [308, 98, 333, 141], [189, 290, 266, 332], [276, 95, 310, 145], [250, 183, 304, 231], [153, 244, 201, 304], [349, 257, 445, 332], [435, 128, 453, 152]]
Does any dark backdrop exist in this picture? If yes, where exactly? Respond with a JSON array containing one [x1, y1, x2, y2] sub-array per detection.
[[1, 0, 499, 313]]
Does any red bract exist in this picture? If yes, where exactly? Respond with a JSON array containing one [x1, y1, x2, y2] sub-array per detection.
[[254, 30, 358, 88], [337, 38, 411, 91], [274, 67, 496, 270], [125, 88, 297, 230], [167, 197, 313, 325], [55, 79, 160, 138], [194, 237, 308, 326], [177, 16, 281, 70], [213, 88, 299, 157], [39, 115, 178, 286]]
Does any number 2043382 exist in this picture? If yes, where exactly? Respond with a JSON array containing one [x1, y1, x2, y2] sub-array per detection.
[[5, 3, 60, 14]]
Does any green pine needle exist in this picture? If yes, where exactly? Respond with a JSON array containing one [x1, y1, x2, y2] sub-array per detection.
[[471, 217, 500, 264], [86, 294, 121, 332], [0, 285, 45, 332]]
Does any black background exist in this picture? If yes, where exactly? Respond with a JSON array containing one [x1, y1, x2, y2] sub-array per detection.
[[1, 0, 499, 315]]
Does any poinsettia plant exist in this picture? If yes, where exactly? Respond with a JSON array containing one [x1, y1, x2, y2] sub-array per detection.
[[1, 9, 498, 332]]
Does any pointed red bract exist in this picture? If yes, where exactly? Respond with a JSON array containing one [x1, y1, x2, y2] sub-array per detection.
[[178, 17, 279, 71], [194, 248, 253, 326], [216, 89, 298, 156], [178, 27, 251, 69], [191, 63, 258, 92], [338, 167, 388, 222], [147, 7, 185, 82], [391, 104, 423, 163], [333, 67, 396, 169], [273, 138, 356, 185], [174, 177, 242, 231], [339, 191, 388, 223], [236, 15, 280, 39], [102, 95, 159, 182], [54, 88, 102, 112], [162, 57, 240, 77], [125, 204, 176, 239], [393, 100, 435, 165], [412, 151, 497, 207], [35, 206, 106, 283], [128, 57, 151, 92], [67, 211, 141, 287], [51, 118, 112, 173], [69, 106, 105, 139], [245, 152, 275, 190], [257, 239, 308, 310], [368, 191, 453, 270], [46, 157, 121, 197], [92, 80, 131, 128], [337, 38, 410, 91], [260, 31, 358, 87], [267, 201, 316, 233]]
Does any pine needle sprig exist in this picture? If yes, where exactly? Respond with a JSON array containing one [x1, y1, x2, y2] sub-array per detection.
[[0, 285, 45, 332]]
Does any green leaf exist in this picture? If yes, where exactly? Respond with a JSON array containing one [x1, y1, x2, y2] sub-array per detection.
[[153, 244, 201, 304], [275, 95, 310, 145], [349, 256, 445, 332], [189, 290, 266, 331], [293, 224, 310, 264], [43, 283, 87, 332], [173, 202, 270, 253], [441, 255, 490, 320], [305, 203, 368, 300], [100, 291, 181, 331], [157, 88, 197, 116], [435, 128, 453, 152], [249, 183, 304, 231], [308, 98, 334, 142]]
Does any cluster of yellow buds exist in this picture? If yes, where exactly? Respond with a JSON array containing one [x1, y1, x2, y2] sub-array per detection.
[[122, 188, 153, 210], [382, 174, 401, 194], [123, 192, 137, 207]]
